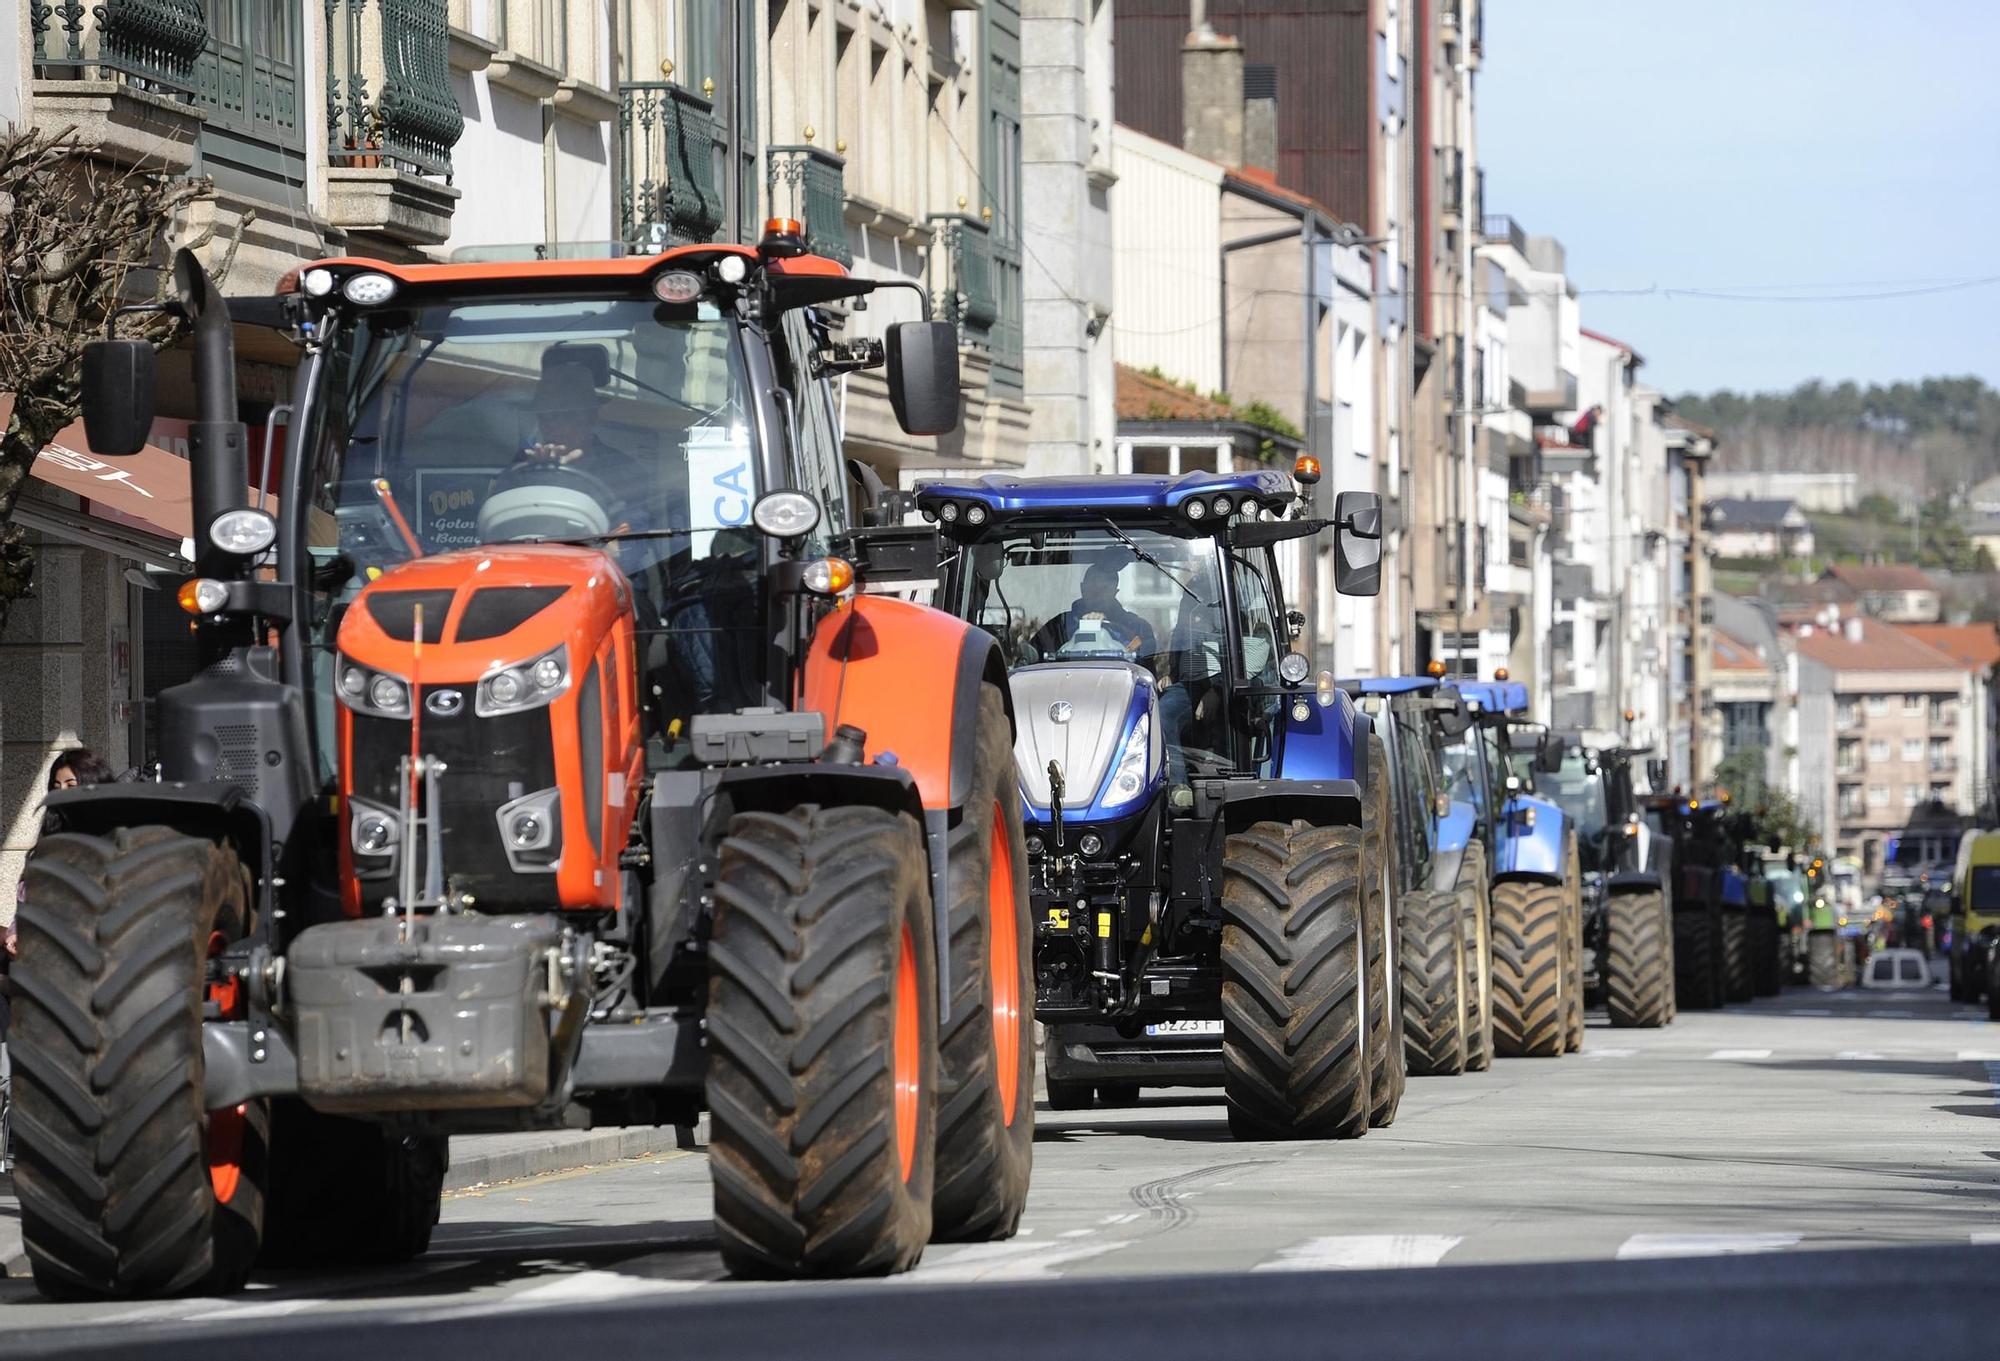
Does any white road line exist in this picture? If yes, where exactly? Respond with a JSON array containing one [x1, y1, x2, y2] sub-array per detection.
[[1253, 1234, 1464, 1272], [1835, 1051, 1889, 1061], [909, 1239, 1132, 1282], [1973, 1232, 2000, 1246], [1580, 1047, 1637, 1059], [182, 1298, 331, 1322], [1959, 1051, 2000, 1062], [505, 1270, 706, 1305], [1098, 1212, 1141, 1226], [1707, 1049, 1773, 1060], [1616, 1233, 1802, 1260]]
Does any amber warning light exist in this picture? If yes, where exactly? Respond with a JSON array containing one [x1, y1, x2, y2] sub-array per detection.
[[760, 218, 807, 257], [1293, 455, 1322, 486]]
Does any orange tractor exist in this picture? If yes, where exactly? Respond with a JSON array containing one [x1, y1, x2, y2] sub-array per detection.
[[11, 228, 1032, 1297]]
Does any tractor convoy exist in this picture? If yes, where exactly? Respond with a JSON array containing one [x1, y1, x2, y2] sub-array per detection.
[[3, 236, 1856, 1303]]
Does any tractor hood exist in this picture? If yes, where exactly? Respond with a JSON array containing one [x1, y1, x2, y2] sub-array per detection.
[[1009, 661, 1160, 814]]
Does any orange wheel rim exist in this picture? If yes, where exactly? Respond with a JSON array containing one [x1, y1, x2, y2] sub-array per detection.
[[987, 801, 1023, 1126], [207, 1103, 246, 1204], [893, 923, 920, 1184]]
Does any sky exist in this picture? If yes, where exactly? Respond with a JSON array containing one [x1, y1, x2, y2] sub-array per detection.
[[1477, 0, 2000, 399]]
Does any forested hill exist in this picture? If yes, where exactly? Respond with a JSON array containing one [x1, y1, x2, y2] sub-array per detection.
[[1673, 377, 2000, 495]]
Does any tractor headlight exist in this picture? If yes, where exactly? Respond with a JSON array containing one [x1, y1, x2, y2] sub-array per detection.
[[336, 660, 410, 717], [210, 508, 277, 556], [478, 644, 569, 716], [1099, 712, 1153, 812], [1278, 651, 1312, 686]]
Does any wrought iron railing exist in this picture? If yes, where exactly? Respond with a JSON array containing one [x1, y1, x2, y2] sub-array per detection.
[[1482, 213, 1527, 255], [766, 145, 851, 265], [927, 213, 1000, 342], [29, 0, 208, 97], [619, 82, 725, 248], [326, 0, 463, 178]]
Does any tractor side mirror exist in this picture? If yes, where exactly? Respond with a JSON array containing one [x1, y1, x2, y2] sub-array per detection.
[[886, 320, 960, 436], [81, 339, 157, 456], [1538, 733, 1566, 774], [1645, 757, 1668, 790], [1434, 707, 1471, 740], [1332, 490, 1382, 597]]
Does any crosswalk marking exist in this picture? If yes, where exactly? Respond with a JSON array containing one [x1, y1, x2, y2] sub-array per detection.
[[1973, 1232, 2000, 1246], [1707, 1048, 1772, 1060], [1580, 1047, 1637, 1059], [1254, 1234, 1464, 1272], [507, 1270, 705, 1305], [1616, 1233, 1801, 1260], [910, 1238, 1132, 1282], [1959, 1051, 2000, 1062]]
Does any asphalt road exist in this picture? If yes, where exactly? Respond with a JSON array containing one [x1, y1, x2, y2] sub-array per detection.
[[6, 982, 2000, 1358]]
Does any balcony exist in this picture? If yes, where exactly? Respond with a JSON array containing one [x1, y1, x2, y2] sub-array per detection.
[[619, 81, 724, 249], [28, 0, 209, 173], [324, 0, 464, 248], [767, 145, 852, 265], [928, 213, 1001, 344], [1931, 707, 1958, 728], [1482, 214, 1528, 256], [1441, 150, 1465, 224], [1929, 757, 1956, 774]]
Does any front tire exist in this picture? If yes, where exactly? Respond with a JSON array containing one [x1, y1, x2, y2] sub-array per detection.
[[1363, 737, 1405, 1125], [931, 686, 1034, 1243], [260, 1104, 445, 1266], [708, 804, 938, 1277], [1722, 910, 1753, 1003], [1561, 833, 1585, 1053], [1677, 908, 1724, 1008], [14, 827, 264, 1299], [1400, 890, 1468, 1076], [1807, 929, 1840, 991], [1490, 879, 1565, 1057], [1457, 842, 1495, 1071], [1605, 890, 1670, 1028], [1220, 820, 1369, 1140]]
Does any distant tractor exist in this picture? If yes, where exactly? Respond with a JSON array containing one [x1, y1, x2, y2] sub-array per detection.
[[1544, 744, 1674, 1028], [1439, 683, 1584, 1057], [916, 466, 1399, 1138]]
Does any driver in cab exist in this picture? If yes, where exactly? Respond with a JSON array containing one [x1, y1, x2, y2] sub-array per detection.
[[502, 356, 649, 515], [1031, 559, 1159, 660]]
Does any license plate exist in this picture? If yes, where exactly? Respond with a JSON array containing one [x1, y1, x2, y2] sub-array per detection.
[[1145, 1020, 1224, 1036]]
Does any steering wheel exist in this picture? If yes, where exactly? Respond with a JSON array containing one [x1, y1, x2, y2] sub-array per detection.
[[489, 458, 626, 518]]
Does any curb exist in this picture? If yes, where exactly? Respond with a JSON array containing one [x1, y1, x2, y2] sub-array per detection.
[[444, 1122, 705, 1192]]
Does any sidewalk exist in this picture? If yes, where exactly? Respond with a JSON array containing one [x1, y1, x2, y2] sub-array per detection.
[[0, 1124, 703, 1279]]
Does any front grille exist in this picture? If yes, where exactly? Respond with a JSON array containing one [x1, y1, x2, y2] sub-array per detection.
[[351, 705, 561, 911]]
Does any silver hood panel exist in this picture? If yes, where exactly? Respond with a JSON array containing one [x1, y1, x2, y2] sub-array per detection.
[[1010, 661, 1159, 809]]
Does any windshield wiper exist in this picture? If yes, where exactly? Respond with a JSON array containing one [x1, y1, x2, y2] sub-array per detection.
[[1099, 518, 1211, 606]]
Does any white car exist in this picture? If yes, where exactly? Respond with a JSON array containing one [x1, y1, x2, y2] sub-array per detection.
[[1861, 947, 1932, 990]]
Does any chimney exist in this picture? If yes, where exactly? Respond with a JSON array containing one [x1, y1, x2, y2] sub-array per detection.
[[1183, 23, 1245, 167], [1845, 616, 1864, 643], [1242, 63, 1278, 174]]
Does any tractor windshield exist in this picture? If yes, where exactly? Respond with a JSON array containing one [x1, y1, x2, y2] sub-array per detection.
[[300, 294, 769, 762], [1545, 754, 1607, 844], [952, 525, 1223, 674]]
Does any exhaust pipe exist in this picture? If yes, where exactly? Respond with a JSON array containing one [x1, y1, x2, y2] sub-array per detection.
[[173, 248, 250, 580]]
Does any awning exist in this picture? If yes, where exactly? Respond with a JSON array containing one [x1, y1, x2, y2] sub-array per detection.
[[2, 394, 277, 568]]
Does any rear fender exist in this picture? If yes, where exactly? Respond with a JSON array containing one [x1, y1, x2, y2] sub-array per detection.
[[1492, 793, 1565, 881], [1209, 781, 1364, 837], [1272, 684, 1364, 784], [1607, 870, 1664, 894], [1430, 798, 1478, 893], [42, 782, 276, 917], [799, 596, 1011, 1019]]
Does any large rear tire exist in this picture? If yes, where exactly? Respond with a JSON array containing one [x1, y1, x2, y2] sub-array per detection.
[[1749, 910, 1782, 998], [1561, 832, 1585, 1053], [14, 827, 264, 1299], [1605, 890, 1670, 1028], [1806, 928, 1839, 991], [1660, 891, 1678, 1023], [1399, 890, 1468, 1076], [1490, 879, 1565, 1057], [1722, 910, 1753, 1003], [1457, 841, 1495, 1071], [1363, 737, 1405, 1126], [708, 804, 938, 1277], [260, 1104, 445, 1266], [1220, 820, 1370, 1140], [930, 686, 1034, 1243], [1675, 909, 1723, 1009]]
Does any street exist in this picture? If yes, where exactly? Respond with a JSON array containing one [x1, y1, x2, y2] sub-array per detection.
[[7, 984, 1998, 1351]]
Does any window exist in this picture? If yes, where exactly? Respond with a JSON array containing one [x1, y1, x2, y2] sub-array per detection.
[[1929, 738, 1951, 770], [194, 0, 307, 194], [1864, 694, 1888, 715], [1867, 740, 1889, 763], [1836, 740, 1860, 774], [1867, 785, 1889, 807], [1931, 783, 1951, 802], [1930, 696, 1953, 724], [1904, 692, 1923, 713], [1901, 739, 1922, 763], [1838, 784, 1863, 818], [1836, 701, 1859, 729], [1903, 785, 1920, 808]]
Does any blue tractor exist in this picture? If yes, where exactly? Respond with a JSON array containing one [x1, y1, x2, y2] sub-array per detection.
[[1439, 682, 1584, 1056], [916, 469, 1399, 1139], [1344, 677, 1495, 1076]]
